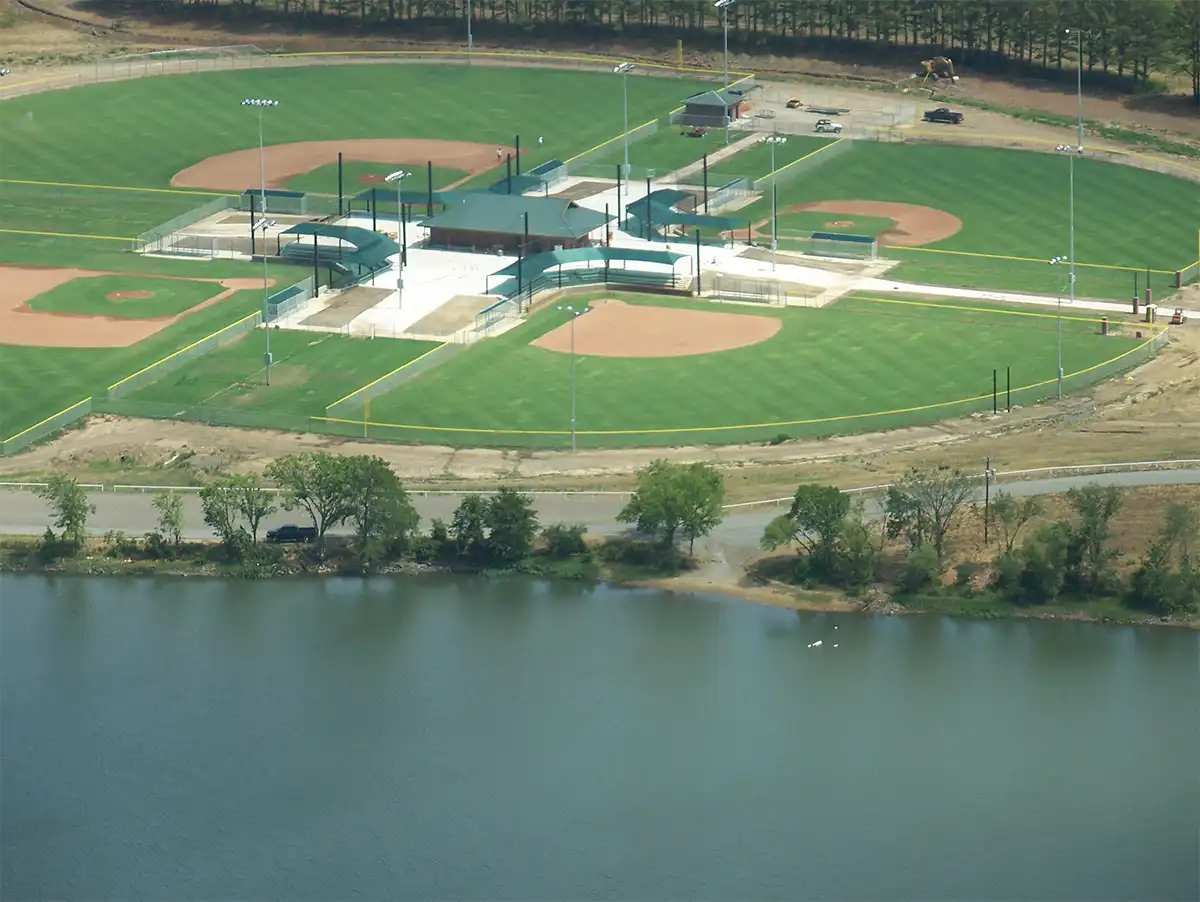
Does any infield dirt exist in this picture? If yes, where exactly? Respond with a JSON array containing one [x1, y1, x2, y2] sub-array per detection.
[[530, 299, 781, 358], [0, 267, 271, 348], [172, 139, 511, 193]]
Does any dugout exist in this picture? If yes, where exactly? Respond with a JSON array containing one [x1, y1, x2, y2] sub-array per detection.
[[278, 222, 400, 286], [241, 188, 307, 215], [421, 193, 612, 255], [483, 246, 689, 302], [624, 190, 747, 241]]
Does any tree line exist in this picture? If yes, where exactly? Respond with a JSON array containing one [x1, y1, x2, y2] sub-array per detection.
[[761, 467, 1200, 617], [169, 0, 1200, 103], [27, 452, 728, 576]]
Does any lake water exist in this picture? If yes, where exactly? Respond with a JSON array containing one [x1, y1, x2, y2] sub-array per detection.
[[2, 574, 1197, 901]]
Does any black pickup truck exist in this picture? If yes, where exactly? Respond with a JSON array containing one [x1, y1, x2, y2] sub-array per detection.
[[923, 107, 965, 124], [266, 525, 317, 544]]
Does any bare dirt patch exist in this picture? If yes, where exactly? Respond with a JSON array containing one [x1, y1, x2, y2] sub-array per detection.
[[790, 201, 961, 246], [825, 220, 855, 229], [171, 139, 512, 194], [0, 267, 272, 348], [299, 285, 391, 329], [105, 290, 155, 300], [405, 294, 490, 337], [530, 298, 781, 359]]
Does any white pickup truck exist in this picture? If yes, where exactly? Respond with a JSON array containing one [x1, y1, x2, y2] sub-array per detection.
[[814, 118, 843, 134]]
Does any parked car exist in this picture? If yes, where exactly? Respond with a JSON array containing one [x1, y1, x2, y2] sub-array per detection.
[[814, 118, 843, 134], [785, 98, 803, 109], [266, 525, 317, 544], [923, 107, 965, 124]]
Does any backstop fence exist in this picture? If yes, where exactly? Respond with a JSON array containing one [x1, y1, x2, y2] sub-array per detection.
[[106, 311, 262, 399], [703, 273, 824, 306], [132, 196, 237, 254]]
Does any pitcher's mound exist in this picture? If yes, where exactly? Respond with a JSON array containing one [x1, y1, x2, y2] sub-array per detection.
[[530, 299, 781, 358]]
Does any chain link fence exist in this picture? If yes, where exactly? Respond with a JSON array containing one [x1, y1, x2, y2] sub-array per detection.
[[106, 312, 261, 399], [132, 196, 237, 254], [753, 136, 856, 192], [323, 343, 464, 420], [0, 397, 93, 457]]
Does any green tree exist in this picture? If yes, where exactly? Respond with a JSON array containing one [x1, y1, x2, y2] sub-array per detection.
[[1016, 522, 1071, 603], [152, 491, 184, 548], [760, 483, 850, 572], [988, 492, 1043, 553], [486, 488, 539, 564], [266, 451, 355, 551], [34, 474, 95, 551], [200, 476, 249, 556], [344, 455, 419, 560], [232, 475, 277, 546], [618, 460, 725, 554], [1062, 485, 1123, 594], [833, 499, 880, 589], [1128, 501, 1200, 615], [884, 466, 973, 559], [451, 494, 490, 562]]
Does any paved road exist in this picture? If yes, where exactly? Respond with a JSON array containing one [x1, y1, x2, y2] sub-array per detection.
[[3, 469, 1198, 553]]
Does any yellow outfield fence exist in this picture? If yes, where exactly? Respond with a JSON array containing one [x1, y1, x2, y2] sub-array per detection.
[[324, 343, 461, 420], [106, 311, 262, 399], [0, 397, 93, 458]]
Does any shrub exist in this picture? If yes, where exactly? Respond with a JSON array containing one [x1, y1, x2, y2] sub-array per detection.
[[542, 523, 589, 558], [899, 545, 941, 594]]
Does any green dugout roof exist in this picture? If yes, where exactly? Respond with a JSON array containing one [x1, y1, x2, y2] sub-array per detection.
[[625, 190, 746, 231], [422, 193, 611, 239], [282, 222, 399, 271], [489, 246, 685, 279]]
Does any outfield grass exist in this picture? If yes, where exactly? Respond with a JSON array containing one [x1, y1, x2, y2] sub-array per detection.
[[125, 331, 441, 416], [26, 275, 225, 319], [705, 135, 833, 184], [355, 291, 1144, 448], [0, 290, 264, 438], [572, 126, 727, 180], [736, 142, 1199, 299], [283, 162, 470, 197]]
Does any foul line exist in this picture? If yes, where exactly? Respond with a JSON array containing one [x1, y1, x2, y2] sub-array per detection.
[[106, 311, 261, 393], [758, 136, 848, 182], [0, 177, 233, 198], [0, 227, 130, 242], [325, 343, 450, 411], [885, 245, 1176, 275], [309, 326, 1169, 438], [842, 294, 1113, 323], [563, 116, 661, 166]]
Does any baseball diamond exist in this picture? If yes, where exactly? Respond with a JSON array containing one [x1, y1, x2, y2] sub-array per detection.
[[0, 52, 1195, 455]]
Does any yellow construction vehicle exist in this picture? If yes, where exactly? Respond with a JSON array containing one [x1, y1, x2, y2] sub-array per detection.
[[917, 56, 960, 87]]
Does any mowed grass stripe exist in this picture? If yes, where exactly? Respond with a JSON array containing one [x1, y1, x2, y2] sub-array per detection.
[[127, 330, 441, 415], [364, 292, 1134, 436]]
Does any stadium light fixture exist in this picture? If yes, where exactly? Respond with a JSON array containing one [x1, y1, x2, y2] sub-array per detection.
[[556, 304, 590, 452], [613, 64, 635, 178], [242, 98, 279, 386]]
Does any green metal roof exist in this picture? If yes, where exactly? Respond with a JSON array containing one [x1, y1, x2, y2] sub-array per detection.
[[625, 190, 747, 231], [281, 222, 399, 271], [489, 246, 686, 279], [422, 193, 611, 239], [682, 89, 744, 108]]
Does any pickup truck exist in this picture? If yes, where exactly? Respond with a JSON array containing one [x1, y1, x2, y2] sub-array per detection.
[[814, 118, 843, 134], [923, 107, 965, 125], [266, 525, 317, 544]]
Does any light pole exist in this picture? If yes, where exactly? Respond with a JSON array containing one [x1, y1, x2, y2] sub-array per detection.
[[557, 304, 589, 451], [466, 0, 473, 62], [254, 218, 277, 384], [1050, 255, 1069, 398], [983, 457, 997, 544], [613, 63, 634, 180], [1056, 27, 1085, 401], [760, 133, 786, 268], [242, 98, 278, 385], [715, 0, 736, 145], [385, 170, 409, 308]]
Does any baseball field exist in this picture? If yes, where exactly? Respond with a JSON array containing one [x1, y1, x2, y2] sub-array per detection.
[[0, 52, 1195, 453]]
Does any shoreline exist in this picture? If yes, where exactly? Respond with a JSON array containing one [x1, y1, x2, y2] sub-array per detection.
[[4, 539, 1196, 630]]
